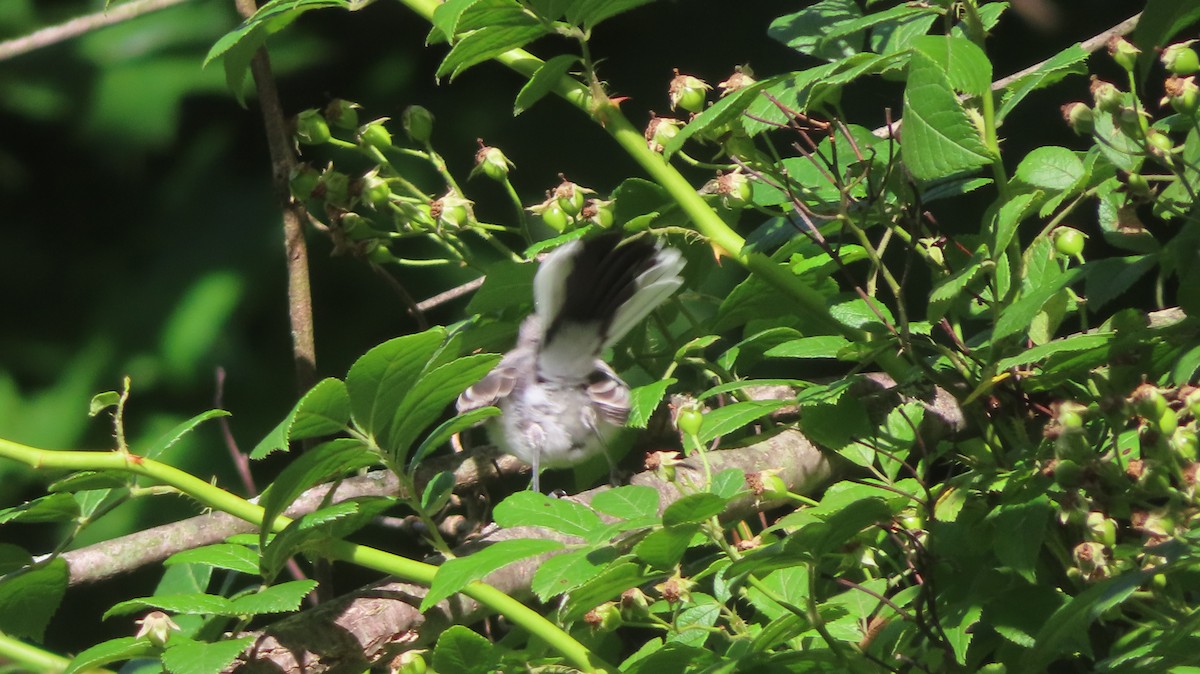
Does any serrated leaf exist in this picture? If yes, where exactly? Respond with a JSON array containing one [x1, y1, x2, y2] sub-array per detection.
[[769, 0, 865, 60], [385, 353, 501, 464], [710, 468, 746, 500], [0, 493, 79, 525], [1014, 146, 1084, 192], [229, 580, 318, 615], [514, 53, 579, 115], [257, 438, 376, 543], [250, 378, 351, 459], [590, 485, 660, 520], [996, 333, 1114, 371], [493, 491, 604, 539], [422, 538, 563, 611], [143, 409, 230, 460], [900, 49, 992, 181], [260, 499, 391, 578], [626, 378, 675, 429], [569, 0, 655, 30], [989, 498, 1052, 584], [162, 636, 255, 674], [698, 400, 790, 444], [433, 625, 499, 674], [47, 471, 127, 493], [927, 253, 990, 323], [64, 637, 156, 674], [411, 406, 501, 469], [165, 544, 259, 576], [663, 493, 727, 526], [347, 329, 446, 443], [0, 558, 67, 640], [531, 546, 621, 601], [662, 76, 779, 157], [562, 561, 658, 623], [634, 524, 699, 569], [999, 43, 1088, 119], [436, 24, 549, 81], [910, 34, 992, 97], [1083, 255, 1156, 312], [0, 544, 31, 575], [764, 335, 851, 359], [105, 593, 234, 619], [993, 191, 1037, 256]]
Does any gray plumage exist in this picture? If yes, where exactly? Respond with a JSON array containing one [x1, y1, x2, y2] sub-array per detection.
[[457, 234, 685, 491]]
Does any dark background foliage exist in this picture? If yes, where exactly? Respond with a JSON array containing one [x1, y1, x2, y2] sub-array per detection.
[[0, 0, 1135, 654]]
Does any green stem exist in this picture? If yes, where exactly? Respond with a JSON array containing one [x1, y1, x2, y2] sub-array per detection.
[[0, 629, 109, 674], [0, 438, 617, 674]]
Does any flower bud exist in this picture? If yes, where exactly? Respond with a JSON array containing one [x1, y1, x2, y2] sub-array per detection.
[[645, 114, 684, 153], [359, 119, 393, 150], [583, 602, 622, 631], [472, 141, 513, 181], [358, 171, 391, 210], [289, 163, 321, 201], [134, 611, 180, 647], [717, 64, 756, 96], [582, 198, 615, 228], [1090, 77, 1122, 112], [1162, 75, 1199, 116], [402, 105, 435, 144]]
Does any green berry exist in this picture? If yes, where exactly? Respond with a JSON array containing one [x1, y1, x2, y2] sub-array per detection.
[[1053, 227, 1086, 257], [1090, 78, 1122, 112], [676, 406, 703, 436], [554, 179, 587, 216], [474, 144, 512, 181], [324, 99, 360, 130], [1061, 102, 1094, 135], [359, 120, 392, 150], [1054, 459, 1085, 488], [584, 199, 615, 228], [669, 69, 710, 113], [359, 173, 391, 210], [540, 204, 570, 231], [1125, 172, 1151, 198], [1163, 42, 1200, 75], [1145, 129, 1174, 155], [645, 115, 683, 153], [1157, 406, 1179, 435], [294, 109, 331, 145], [1132, 384, 1168, 420], [289, 164, 320, 201], [1107, 35, 1140, 72]]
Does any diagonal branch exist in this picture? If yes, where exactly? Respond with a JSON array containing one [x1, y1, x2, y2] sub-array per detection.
[[0, 0, 189, 62]]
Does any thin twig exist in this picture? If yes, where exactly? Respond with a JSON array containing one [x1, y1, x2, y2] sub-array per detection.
[[231, 0, 318, 394], [0, 0, 189, 61], [415, 276, 485, 313]]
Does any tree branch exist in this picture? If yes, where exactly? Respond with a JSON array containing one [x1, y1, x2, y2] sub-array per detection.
[[0, 0, 189, 62]]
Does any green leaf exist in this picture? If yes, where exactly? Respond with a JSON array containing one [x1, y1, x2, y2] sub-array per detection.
[[910, 34, 992, 97], [996, 333, 1114, 372], [1021, 569, 1150, 670], [143, 409, 230, 461], [465, 260, 535, 314], [989, 498, 1053, 583], [1014, 146, 1084, 192], [799, 394, 872, 460], [787, 497, 891, 559], [47, 471, 127, 494], [900, 49, 992, 181], [634, 524, 699, 569], [0, 558, 67, 640], [710, 468, 746, 500], [105, 593, 234, 619], [568, 0, 656, 30], [514, 53, 579, 115], [530, 546, 621, 601], [769, 0, 865, 60], [626, 378, 675, 429], [251, 378, 350, 459], [385, 353, 501, 464], [994, 266, 1085, 341], [493, 491, 604, 539], [0, 544, 32, 575], [165, 544, 259, 576], [421, 470, 457, 513], [64, 637, 156, 674], [260, 498, 393, 578], [89, 391, 121, 417], [436, 24, 549, 81], [1132, 0, 1200, 80], [0, 493, 80, 525], [433, 625, 500, 674], [662, 493, 727, 526], [999, 44, 1089, 119], [228, 580, 318, 616], [410, 406, 500, 469], [347, 329, 446, 443], [698, 400, 791, 444], [422, 538, 563, 611], [257, 438, 376, 543], [1083, 255, 1156, 312], [662, 76, 779, 157], [993, 191, 1038, 255], [590, 485, 660, 520], [764, 335, 851, 359], [162, 636, 255, 674], [561, 561, 659, 623]]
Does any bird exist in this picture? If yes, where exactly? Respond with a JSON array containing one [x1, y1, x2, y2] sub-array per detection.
[[456, 233, 686, 491]]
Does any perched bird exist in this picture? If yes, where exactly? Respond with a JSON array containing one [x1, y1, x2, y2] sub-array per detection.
[[456, 234, 686, 491]]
